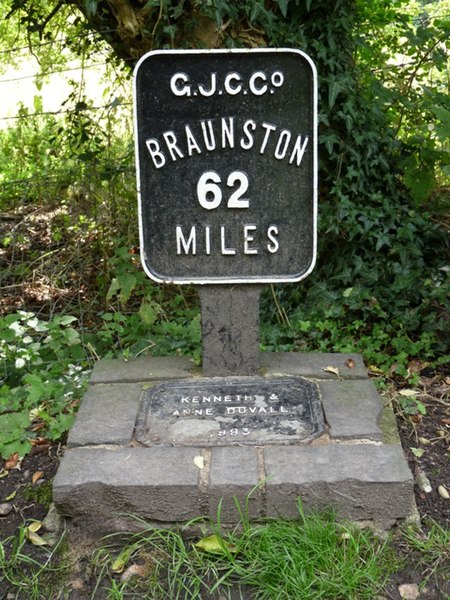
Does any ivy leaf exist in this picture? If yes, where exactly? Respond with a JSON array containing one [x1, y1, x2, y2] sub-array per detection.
[[328, 79, 344, 110], [277, 0, 289, 18]]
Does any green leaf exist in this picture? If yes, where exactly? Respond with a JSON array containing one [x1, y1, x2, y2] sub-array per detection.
[[411, 447, 425, 458], [59, 315, 78, 326], [432, 105, 450, 140], [139, 301, 157, 326], [195, 534, 237, 555], [106, 278, 120, 303], [118, 274, 136, 304], [63, 328, 81, 346]]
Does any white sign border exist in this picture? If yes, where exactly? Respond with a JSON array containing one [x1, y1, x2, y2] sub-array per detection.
[[133, 48, 318, 285]]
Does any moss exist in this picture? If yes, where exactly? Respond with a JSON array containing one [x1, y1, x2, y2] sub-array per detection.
[[22, 480, 53, 507]]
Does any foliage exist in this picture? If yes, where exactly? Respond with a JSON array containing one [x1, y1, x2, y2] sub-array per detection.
[[87, 246, 201, 362], [259, 0, 449, 373], [0, 311, 89, 459], [0, 0, 448, 388], [357, 0, 450, 205]]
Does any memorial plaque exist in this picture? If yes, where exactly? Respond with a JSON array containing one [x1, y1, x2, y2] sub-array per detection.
[[135, 377, 325, 446], [134, 49, 317, 284]]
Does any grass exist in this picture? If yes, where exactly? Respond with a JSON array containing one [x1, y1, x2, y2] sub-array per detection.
[[2, 500, 448, 599], [0, 523, 68, 599], [88, 499, 395, 600], [401, 518, 450, 588]]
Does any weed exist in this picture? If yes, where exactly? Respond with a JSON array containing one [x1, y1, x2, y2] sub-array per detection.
[[0, 311, 89, 459], [0, 524, 66, 599], [402, 519, 450, 588]]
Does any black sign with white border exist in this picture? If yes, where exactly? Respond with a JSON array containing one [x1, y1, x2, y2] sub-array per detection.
[[134, 48, 317, 284]]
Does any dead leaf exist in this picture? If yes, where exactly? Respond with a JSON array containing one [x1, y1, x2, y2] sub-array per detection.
[[438, 485, 449, 500], [399, 389, 418, 397], [121, 564, 148, 582], [195, 534, 237, 555], [407, 360, 425, 376], [25, 529, 48, 546], [194, 455, 204, 469], [30, 437, 50, 446], [28, 521, 43, 533], [441, 418, 450, 425], [345, 358, 355, 369], [31, 422, 46, 432], [323, 365, 340, 378], [32, 471, 44, 484], [4, 453, 20, 470], [368, 365, 384, 375], [418, 437, 431, 446], [5, 490, 17, 501], [0, 469, 9, 479]]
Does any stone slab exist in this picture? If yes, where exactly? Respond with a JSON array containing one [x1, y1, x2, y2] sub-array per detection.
[[261, 352, 367, 380], [264, 444, 413, 524], [89, 352, 367, 384], [319, 379, 383, 441], [53, 446, 203, 523], [135, 376, 324, 446], [67, 383, 143, 447], [90, 355, 195, 384]]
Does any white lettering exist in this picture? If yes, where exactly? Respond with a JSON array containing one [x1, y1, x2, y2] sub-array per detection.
[[170, 72, 190, 96], [198, 73, 217, 97], [145, 138, 166, 169], [201, 120, 216, 151], [185, 125, 202, 156], [176, 226, 196, 255], [249, 71, 268, 95], [274, 129, 292, 160], [221, 117, 235, 148], [244, 225, 258, 255], [240, 119, 256, 150], [220, 226, 236, 255], [224, 72, 242, 95], [271, 71, 284, 88], [205, 225, 211, 255], [289, 135, 309, 166], [267, 225, 279, 254], [260, 122, 276, 154], [163, 131, 184, 161]]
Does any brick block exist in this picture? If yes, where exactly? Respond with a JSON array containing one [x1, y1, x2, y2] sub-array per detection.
[[264, 444, 413, 526], [209, 447, 262, 521]]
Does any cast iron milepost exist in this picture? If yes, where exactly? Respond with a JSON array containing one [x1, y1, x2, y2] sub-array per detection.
[[133, 49, 317, 376]]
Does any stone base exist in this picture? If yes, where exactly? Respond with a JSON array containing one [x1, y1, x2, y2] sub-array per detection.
[[53, 353, 415, 534]]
